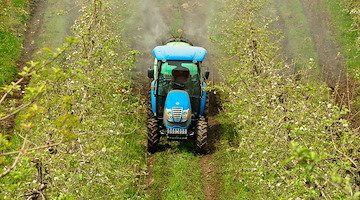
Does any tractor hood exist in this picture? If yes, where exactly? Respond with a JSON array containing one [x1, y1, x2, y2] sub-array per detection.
[[163, 90, 192, 125], [165, 90, 191, 111]]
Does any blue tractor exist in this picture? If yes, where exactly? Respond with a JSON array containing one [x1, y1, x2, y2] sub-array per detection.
[[147, 40, 210, 154]]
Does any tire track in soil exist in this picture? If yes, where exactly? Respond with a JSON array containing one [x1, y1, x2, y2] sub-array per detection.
[[181, 5, 221, 198], [181, 3, 221, 197], [200, 117, 220, 200], [201, 91, 221, 200], [144, 154, 156, 193], [199, 154, 217, 200], [21, 0, 46, 68]]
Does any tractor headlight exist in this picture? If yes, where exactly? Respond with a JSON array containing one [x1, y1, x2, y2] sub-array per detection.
[[164, 109, 172, 121], [181, 109, 191, 122]]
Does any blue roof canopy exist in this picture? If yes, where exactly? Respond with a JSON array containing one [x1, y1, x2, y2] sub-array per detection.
[[152, 46, 207, 61]]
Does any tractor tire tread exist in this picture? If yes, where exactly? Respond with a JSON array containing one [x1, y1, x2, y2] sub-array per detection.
[[195, 116, 209, 154], [147, 118, 160, 153]]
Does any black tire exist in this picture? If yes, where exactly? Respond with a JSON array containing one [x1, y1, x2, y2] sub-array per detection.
[[146, 90, 153, 117], [195, 116, 209, 154], [147, 118, 160, 153]]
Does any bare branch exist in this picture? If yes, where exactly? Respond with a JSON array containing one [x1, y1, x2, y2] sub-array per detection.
[[0, 141, 62, 157], [0, 134, 28, 179], [315, 180, 330, 200], [0, 102, 32, 121], [331, 134, 358, 169], [315, 171, 352, 196], [0, 77, 24, 105]]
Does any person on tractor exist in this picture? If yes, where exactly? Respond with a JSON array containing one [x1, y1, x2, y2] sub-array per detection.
[[171, 66, 190, 90]]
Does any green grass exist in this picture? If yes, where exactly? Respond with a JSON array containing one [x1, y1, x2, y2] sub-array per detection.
[[0, 0, 30, 85], [213, 120, 251, 200], [326, 0, 359, 72], [12, 0, 27, 7], [0, 32, 20, 84], [152, 142, 205, 200]]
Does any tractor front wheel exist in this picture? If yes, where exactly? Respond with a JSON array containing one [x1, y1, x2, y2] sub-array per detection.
[[147, 118, 160, 153], [195, 116, 209, 154]]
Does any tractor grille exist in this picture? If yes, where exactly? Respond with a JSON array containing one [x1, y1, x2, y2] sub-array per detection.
[[167, 128, 187, 140], [172, 107, 183, 122]]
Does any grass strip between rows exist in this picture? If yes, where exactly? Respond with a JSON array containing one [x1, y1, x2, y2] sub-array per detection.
[[152, 144, 204, 200], [0, 0, 30, 85]]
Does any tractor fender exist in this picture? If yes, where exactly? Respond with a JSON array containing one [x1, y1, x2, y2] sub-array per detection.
[[199, 83, 207, 115], [151, 81, 156, 115]]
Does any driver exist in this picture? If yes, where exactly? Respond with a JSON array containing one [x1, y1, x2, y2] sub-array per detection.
[[172, 66, 190, 89]]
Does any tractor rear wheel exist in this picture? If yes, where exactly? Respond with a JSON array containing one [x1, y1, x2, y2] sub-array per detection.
[[147, 118, 160, 153], [195, 116, 209, 154]]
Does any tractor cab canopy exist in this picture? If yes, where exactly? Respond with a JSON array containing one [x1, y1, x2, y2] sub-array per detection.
[[151, 45, 207, 98], [158, 60, 200, 95], [152, 46, 207, 61], [150, 44, 208, 118]]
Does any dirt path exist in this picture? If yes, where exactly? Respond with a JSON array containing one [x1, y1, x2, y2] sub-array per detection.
[[199, 154, 218, 200], [144, 154, 156, 193], [201, 108, 221, 200], [1, 0, 81, 133], [20, 0, 46, 67], [202, 91, 221, 199]]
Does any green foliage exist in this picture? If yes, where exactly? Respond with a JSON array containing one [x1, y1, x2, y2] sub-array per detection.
[[327, 0, 359, 71], [343, 0, 359, 44], [211, 0, 359, 199], [1, 0, 147, 199]]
